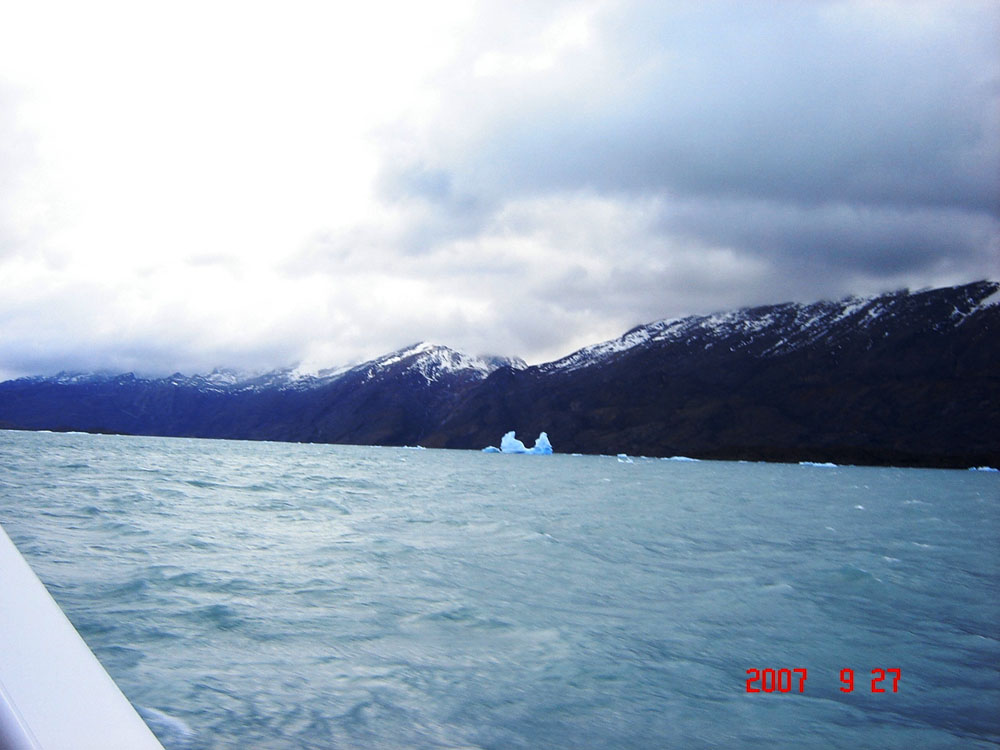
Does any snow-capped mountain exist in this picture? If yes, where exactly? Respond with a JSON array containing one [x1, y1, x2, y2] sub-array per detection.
[[428, 280, 1000, 466], [0, 342, 528, 447], [543, 280, 999, 373], [11, 343, 525, 395], [1, 281, 997, 467], [349, 343, 526, 385]]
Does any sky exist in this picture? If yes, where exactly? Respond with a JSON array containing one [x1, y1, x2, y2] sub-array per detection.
[[0, 0, 997, 379]]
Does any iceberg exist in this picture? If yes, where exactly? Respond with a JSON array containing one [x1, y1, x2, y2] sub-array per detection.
[[528, 432, 553, 455], [487, 431, 554, 455], [500, 432, 528, 453]]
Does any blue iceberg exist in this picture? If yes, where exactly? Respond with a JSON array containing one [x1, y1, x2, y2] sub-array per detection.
[[483, 431, 553, 454]]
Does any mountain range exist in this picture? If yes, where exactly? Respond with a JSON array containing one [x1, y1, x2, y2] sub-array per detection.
[[2, 280, 997, 468]]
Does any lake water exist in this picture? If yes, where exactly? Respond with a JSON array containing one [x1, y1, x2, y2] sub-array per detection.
[[0, 429, 997, 748]]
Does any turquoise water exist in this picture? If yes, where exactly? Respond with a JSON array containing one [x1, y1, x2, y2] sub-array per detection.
[[0, 429, 998, 748]]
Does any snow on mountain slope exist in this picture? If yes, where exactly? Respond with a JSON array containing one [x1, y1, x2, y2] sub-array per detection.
[[6, 344, 527, 393], [216, 343, 525, 390], [542, 280, 1000, 373], [979, 286, 1000, 308], [354, 342, 526, 384]]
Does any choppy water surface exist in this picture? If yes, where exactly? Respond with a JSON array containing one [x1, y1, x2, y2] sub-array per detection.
[[0, 430, 997, 749]]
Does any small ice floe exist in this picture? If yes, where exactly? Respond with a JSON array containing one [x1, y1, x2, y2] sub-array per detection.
[[854, 505, 865, 510], [483, 431, 553, 454], [663, 455, 700, 462], [800, 461, 838, 468], [617, 453, 634, 464], [969, 466, 998, 472]]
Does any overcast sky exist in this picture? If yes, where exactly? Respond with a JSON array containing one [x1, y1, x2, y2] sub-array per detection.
[[1, 0, 997, 379]]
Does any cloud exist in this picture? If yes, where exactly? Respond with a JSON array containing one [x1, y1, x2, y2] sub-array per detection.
[[341, 0, 999, 352], [1, 0, 998, 378], [380, 1, 999, 213], [657, 198, 999, 278]]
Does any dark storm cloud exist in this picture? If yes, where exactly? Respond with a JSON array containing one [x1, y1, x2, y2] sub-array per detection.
[[656, 199, 999, 275], [375, 0, 999, 289]]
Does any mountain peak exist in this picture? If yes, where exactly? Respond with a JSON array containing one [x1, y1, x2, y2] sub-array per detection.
[[360, 342, 525, 384]]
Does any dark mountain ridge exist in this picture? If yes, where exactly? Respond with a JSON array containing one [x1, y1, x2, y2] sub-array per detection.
[[2, 281, 997, 468], [430, 281, 998, 466]]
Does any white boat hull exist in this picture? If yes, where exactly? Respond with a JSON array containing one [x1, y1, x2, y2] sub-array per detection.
[[0, 523, 164, 749]]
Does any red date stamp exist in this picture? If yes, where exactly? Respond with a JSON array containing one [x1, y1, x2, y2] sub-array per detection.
[[745, 668, 901, 693]]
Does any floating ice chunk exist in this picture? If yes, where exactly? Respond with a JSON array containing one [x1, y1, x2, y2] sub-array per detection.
[[969, 466, 998, 472], [482, 446, 501, 453], [663, 455, 699, 462], [800, 461, 837, 468], [617, 453, 634, 464], [500, 431, 528, 453], [530, 432, 553, 455], [495, 431, 553, 454]]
